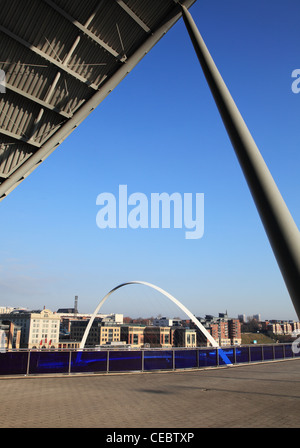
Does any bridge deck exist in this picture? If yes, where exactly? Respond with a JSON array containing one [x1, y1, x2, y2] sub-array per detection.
[[0, 359, 299, 428]]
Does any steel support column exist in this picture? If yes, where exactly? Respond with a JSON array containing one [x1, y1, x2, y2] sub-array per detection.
[[181, 5, 300, 319]]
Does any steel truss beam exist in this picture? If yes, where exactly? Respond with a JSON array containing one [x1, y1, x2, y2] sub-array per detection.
[[0, 0, 196, 200], [0, 128, 41, 148], [43, 0, 123, 61], [0, 25, 98, 90], [5, 82, 72, 119], [115, 0, 151, 33]]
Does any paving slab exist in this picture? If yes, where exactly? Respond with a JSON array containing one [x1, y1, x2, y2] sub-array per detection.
[[0, 359, 299, 428]]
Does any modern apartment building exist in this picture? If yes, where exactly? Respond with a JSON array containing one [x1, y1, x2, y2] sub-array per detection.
[[70, 320, 121, 347], [193, 313, 242, 346], [172, 328, 197, 347], [228, 319, 242, 343], [58, 312, 123, 332], [152, 317, 182, 327]]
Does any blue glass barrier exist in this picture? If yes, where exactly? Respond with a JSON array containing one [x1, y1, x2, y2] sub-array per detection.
[[263, 345, 274, 360], [0, 344, 296, 376], [274, 345, 284, 360], [71, 351, 107, 373], [0, 351, 28, 375], [218, 348, 235, 365], [198, 349, 217, 367], [235, 347, 249, 363], [29, 351, 70, 374], [144, 350, 173, 371], [284, 344, 293, 359], [109, 351, 142, 372], [250, 346, 263, 362], [175, 350, 198, 369]]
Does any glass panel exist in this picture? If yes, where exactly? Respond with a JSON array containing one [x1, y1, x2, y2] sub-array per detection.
[[218, 348, 235, 365], [235, 346, 249, 363], [198, 349, 217, 367], [263, 345, 274, 360], [0, 345, 292, 376], [175, 350, 197, 369], [109, 351, 142, 372], [29, 351, 70, 374], [71, 351, 107, 373], [284, 344, 293, 359], [144, 350, 173, 371], [0, 352, 28, 375], [274, 345, 284, 360], [250, 346, 263, 362]]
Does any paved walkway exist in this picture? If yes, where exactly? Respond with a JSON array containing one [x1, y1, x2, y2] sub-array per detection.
[[0, 359, 299, 428]]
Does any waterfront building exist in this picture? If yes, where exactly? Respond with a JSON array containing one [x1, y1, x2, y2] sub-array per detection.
[[120, 325, 145, 347], [172, 328, 197, 347], [70, 320, 121, 347], [0, 320, 21, 350], [192, 313, 241, 346], [152, 317, 182, 327], [143, 326, 172, 348], [0, 308, 60, 349]]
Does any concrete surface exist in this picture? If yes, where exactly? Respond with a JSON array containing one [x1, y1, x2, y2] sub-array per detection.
[[0, 359, 299, 428]]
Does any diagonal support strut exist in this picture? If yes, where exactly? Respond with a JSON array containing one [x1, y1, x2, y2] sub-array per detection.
[[180, 5, 300, 319]]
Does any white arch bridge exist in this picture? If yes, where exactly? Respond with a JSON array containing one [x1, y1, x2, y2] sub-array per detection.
[[79, 281, 232, 365]]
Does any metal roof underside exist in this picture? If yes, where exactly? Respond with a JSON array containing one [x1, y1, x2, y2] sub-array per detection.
[[0, 0, 197, 201]]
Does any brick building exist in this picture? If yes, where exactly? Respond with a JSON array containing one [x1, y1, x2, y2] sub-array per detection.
[[120, 325, 145, 347], [192, 313, 241, 346], [228, 319, 242, 344], [143, 326, 171, 348]]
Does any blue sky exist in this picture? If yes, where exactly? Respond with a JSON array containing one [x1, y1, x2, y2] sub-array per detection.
[[0, 0, 299, 320]]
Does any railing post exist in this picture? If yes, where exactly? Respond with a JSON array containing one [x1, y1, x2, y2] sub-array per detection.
[[26, 350, 30, 376], [68, 351, 72, 375], [107, 351, 109, 374]]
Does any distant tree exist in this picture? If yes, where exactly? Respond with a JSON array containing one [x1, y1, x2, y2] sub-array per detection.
[[123, 317, 133, 323], [241, 318, 260, 333]]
